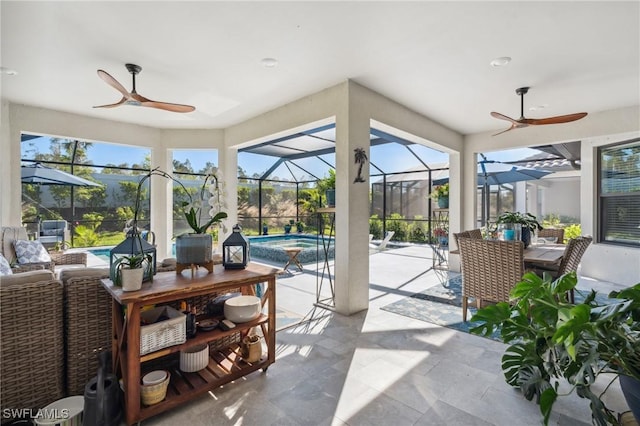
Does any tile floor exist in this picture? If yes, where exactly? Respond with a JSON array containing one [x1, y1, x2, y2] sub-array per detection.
[[142, 245, 631, 426]]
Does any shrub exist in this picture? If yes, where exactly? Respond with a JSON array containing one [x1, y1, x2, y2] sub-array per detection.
[[369, 215, 383, 239]]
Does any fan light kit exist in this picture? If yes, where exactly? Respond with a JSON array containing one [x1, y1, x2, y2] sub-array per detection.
[[94, 63, 195, 113], [491, 87, 587, 136], [490, 57, 511, 67]]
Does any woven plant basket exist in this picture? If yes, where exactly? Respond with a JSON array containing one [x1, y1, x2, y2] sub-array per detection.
[[141, 371, 170, 406]]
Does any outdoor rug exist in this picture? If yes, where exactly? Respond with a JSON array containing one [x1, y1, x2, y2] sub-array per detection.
[[380, 276, 610, 342], [380, 275, 502, 341], [276, 307, 306, 331]]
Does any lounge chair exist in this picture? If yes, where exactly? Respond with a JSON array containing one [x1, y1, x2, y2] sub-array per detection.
[[369, 231, 395, 252]]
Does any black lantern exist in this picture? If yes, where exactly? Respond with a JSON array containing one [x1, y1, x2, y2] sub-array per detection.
[[222, 224, 249, 269], [109, 229, 157, 282]]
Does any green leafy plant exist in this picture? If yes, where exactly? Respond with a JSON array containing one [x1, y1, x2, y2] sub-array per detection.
[[110, 253, 152, 286], [316, 169, 336, 191], [495, 211, 543, 232], [470, 272, 640, 425], [429, 183, 449, 201], [564, 223, 582, 242]]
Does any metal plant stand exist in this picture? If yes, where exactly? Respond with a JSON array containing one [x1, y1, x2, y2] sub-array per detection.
[[315, 207, 336, 310]]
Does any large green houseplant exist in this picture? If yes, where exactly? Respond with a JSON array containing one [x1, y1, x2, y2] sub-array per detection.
[[495, 211, 543, 247], [470, 272, 640, 425]]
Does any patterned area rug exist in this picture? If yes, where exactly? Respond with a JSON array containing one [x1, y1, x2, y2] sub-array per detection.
[[276, 307, 305, 331], [381, 276, 610, 342], [380, 276, 501, 341]]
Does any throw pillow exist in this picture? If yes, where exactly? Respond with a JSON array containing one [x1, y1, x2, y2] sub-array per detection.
[[0, 253, 13, 276], [13, 240, 52, 264]]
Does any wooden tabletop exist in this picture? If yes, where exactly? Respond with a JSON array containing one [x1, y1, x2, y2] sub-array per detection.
[[100, 262, 279, 305], [524, 243, 565, 265]]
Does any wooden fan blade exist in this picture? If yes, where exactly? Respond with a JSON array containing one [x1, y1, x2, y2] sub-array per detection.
[[526, 112, 588, 126], [140, 100, 196, 113], [93, 97, 126, 109], [97, 70, 131, 98], [490, 112, 519, 124], [492, 125, 517, 136]]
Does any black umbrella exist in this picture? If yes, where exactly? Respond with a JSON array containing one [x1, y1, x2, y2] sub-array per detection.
[[21, 163, 101, 187]]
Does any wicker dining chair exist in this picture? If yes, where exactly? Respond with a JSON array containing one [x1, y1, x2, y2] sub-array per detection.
[[467, 228, 483, 240], [538, 228, 565, 244], [533, 236, 593, 303], [458, 238, 524, 322]]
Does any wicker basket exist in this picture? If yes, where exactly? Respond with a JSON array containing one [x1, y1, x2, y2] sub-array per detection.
[[140, 306, 186, 355], [141, 371, 170, 406]]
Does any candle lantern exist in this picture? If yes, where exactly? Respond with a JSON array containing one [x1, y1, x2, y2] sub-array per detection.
[[109, 229, 157, 282], [222, 224, 249, 269]]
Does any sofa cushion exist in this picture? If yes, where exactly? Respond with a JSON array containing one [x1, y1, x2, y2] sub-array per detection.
[[0, 269, 55, 286], [41, 229, 63, 237], [13, 240, 52, 264], [59, 267, 110, 287], [0, 254, 12, 276]]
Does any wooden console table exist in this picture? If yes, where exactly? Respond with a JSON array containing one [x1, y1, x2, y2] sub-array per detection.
[[100, 263, 278, 425]]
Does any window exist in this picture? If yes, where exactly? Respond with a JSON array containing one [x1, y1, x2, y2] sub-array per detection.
[[598, 139, 640, 247]]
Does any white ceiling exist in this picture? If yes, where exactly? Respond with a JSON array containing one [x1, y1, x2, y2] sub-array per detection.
[[2, 1, 639, 136]]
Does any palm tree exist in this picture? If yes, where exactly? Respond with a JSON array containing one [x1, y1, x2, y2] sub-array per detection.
[[353, 148, 367, 183]]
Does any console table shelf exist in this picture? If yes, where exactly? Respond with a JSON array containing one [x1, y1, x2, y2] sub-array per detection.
[[101, 263, 279, 425]]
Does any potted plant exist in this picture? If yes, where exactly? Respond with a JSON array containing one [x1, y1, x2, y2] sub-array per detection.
[[470, 272, 640, 425], [430, 183, 449, 209], [296, 220, 304, 233], [174, 171, 227, 265], [262, 222, 268, 236], [495, 211, 542, 248], [433, 227, 448, 246], [110, 253, 151, 291], [317, 169, 336, 208], [284, 219, 294, 234]]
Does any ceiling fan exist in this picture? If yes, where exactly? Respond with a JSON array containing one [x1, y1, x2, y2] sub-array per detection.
[[491, 87, 587, 136], [94, 63, 195, 113]]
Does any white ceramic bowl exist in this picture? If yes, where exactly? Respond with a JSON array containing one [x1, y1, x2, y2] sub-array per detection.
[[224, 295, 261, 323], [142, 370, 167, 386]]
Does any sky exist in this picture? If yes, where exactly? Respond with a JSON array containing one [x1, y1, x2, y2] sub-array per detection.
[[21, 134, 539, 180]]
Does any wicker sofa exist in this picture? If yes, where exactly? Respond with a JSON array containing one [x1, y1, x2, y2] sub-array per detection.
[[1, 226, 87, 274], [0, 267, 113, 415]]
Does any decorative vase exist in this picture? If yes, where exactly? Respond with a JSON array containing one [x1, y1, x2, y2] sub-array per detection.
[[121, 268, 143, 292], [437, 196, 449, 209], [284, 224, 292, 234], [325, 189, 336, 207], [262, 225, 268, 236], [296, 223, 304, 233], [521, 227, 531, 248], [176, 234, 212, 264], [620, 375, 640, 422], [498, 223, 522, 241]]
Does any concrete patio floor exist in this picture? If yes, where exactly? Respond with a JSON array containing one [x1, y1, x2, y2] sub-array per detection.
[[133, 244, 633, 426]]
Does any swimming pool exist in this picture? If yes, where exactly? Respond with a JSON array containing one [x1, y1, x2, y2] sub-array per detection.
[[249, 234, 334, 264], [88, 235, 333, 266]]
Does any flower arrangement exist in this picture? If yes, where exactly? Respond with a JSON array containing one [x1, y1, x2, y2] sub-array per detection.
[[430, 182, 449, 201], [132, 167, 227, 236], [433, 227, 448, 238], [180, 171, 228, 234]]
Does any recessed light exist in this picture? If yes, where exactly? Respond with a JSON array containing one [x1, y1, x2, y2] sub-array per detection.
[[260, 58, 278, 68], [490, 57, 511, 67], [0, 67, 18, 76]]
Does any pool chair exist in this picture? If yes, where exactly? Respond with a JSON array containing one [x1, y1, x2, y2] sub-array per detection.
[[369, 231, 395, 253]]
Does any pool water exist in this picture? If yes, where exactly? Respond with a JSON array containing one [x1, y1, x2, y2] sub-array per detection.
[[249, 234, 334, 264], [88, 236, 333, 266]]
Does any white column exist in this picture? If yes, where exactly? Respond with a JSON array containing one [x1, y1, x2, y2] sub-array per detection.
[[150, 147, 173, 260], [333, 85, 370, 315], [220, 147, 238, 251]]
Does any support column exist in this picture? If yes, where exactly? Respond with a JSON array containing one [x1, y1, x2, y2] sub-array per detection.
[[150, 147, 173, 260], [333, 83, 370, 315], [220, 147, 238, 250]]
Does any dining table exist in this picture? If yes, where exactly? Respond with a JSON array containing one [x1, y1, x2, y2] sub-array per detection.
[[523, 243, 566, 267]]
